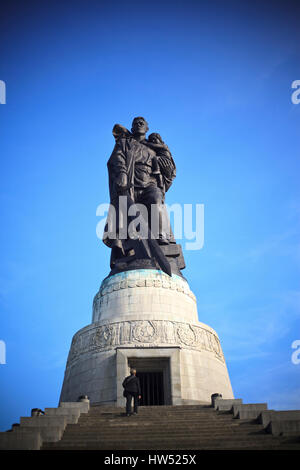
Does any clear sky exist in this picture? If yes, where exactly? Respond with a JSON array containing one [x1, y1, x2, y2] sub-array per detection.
[[0, 0, 299, 431]]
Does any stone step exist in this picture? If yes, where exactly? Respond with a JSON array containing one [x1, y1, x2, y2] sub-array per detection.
[[43, 445, 298, 451], [87, 412, 218, 418], [87, 410, 217, 416], [63, 427, 256, 433], [0, 430, 42, 450], [90, 404, 208, 409], [53, 439, 277, 449], [266, 419, 300, 436], [63, 426, 256, 434], [62, 430, 261, 442], [43, 437, 283, 451], [67, 420, 251, 427], [58, 434, 267, 445], [85, 409, 224, 414], [70, 423, 248, 435], [81, 410, 229, 417], [214, 398, 243, 411], [12, 425, 63, 442], [44, 433, 298, 441], [76, 416, 235, 424], [232, 403, 268, 419], [60, 401, 90, 414], [44, 408, 81, 424], [87, 410, 215, 417], [259, 410, 300, 427], [88, 405, 211, 413], [19, 415, 67, 430], [43, 443, 300, 451], [64, 421, 262, 430]]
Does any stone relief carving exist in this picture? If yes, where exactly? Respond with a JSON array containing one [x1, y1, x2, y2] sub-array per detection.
[[67, 320, 224, 365], [92, 325, 114, 347], [132, 320, 157, 343], [97, 276, 196, 301], [177, 324, 197, 346]]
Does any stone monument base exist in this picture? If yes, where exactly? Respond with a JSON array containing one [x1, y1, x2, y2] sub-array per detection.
[[59, 270, 234, 406]]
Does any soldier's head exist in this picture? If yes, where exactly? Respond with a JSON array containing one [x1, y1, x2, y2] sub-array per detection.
[[130, 368, 136, 376], [131, 116, 149, 136]]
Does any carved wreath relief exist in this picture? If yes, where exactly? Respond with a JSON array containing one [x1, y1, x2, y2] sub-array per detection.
[[132, 321, 157, 343], [67, 320, 224, 365]]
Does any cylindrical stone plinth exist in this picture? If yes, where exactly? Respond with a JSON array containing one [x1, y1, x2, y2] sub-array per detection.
[[59, 270, 234, 405]]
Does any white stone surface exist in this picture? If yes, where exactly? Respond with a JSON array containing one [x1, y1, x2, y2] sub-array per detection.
[[92, 270, 198, 324], [60, 269, 234, 405]]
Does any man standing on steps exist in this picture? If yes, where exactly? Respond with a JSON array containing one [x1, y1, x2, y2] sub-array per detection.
[[122, 369, 141, 416]]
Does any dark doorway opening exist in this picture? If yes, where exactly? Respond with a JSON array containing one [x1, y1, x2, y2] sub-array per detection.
[[136, 371, 164, 406], [128, 357, 171, 405]]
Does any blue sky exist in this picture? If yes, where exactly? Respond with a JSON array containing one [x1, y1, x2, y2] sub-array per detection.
[[0, 0, 300, 430]]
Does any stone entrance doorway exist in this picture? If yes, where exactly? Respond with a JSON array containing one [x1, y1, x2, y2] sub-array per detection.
[[128, 357, 171, 406], [136, 371, 164, 406], [116, 347, 182, 407]]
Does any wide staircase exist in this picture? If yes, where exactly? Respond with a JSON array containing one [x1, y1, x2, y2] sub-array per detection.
[[1, 399, 300, 450], [42, 403, 299, 451]]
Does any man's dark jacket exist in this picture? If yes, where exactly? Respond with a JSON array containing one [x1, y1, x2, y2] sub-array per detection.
[[122, 375, 141, 395]]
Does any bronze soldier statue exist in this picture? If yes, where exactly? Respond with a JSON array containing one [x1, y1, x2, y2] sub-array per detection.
[[103, 116, 185, 277]]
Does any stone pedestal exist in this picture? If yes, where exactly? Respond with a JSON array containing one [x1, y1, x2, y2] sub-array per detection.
[[59, 270, 234, 405]]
